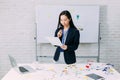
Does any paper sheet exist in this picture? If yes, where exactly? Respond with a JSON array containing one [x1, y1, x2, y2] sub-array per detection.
[[46, 37, 62, 46]]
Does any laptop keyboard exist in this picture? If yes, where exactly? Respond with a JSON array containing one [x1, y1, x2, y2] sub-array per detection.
[[19, 66, 29, 73]]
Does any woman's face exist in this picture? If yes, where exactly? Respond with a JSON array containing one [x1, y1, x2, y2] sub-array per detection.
[[60, 15, 70, 27]]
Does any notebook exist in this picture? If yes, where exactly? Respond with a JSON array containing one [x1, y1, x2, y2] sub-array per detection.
[[8, 55, 35, 74], [86, 73, 105, 80]]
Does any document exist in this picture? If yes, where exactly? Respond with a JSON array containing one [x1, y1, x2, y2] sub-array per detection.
[[46, 37, 62, 46]]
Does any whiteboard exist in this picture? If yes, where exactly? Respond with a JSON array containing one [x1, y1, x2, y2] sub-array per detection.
[[36, 5, 99, 43]]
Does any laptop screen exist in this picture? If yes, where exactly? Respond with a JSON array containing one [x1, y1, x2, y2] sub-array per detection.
[[8, 55, 18, 67]]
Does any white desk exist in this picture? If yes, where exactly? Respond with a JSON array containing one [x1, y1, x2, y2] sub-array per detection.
[[2, 63, 120, 80]]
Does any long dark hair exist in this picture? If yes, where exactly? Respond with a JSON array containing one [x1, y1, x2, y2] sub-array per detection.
[[57, 10, 76, 29]]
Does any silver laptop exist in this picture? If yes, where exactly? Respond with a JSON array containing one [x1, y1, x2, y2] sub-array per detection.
[[8, 55, 35, 74]]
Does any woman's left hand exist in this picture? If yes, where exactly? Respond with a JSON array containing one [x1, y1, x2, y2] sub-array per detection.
[[60, 45, 67, 50]]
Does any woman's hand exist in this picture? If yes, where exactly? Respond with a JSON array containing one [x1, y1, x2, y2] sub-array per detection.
[[57, 29, 62, 38], [60, 45, 67, 50]]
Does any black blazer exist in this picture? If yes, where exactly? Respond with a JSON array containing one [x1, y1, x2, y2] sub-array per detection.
[[53, 27, 80, 64]]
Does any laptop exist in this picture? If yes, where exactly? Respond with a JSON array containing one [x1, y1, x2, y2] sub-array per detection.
[[8, 55, 35, 74]]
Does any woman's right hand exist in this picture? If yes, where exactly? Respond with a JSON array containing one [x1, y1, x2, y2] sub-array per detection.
[[57, 29, 62, 38]]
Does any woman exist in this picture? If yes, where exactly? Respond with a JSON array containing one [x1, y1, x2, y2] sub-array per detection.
[[53, 10, 80, 64]]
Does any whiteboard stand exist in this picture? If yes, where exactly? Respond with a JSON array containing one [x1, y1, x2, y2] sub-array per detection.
[[97, 23, 101, 62], [35, 23, 38, 61], [34, 36, 38, 61]]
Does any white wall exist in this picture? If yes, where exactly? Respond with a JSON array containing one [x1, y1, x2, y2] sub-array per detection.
[[0, 0, 120, 79]]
